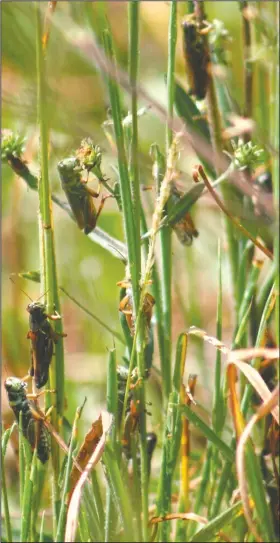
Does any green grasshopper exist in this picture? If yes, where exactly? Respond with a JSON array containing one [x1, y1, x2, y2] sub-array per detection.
[[58, 157, 109, 235], [4, 377, 51, 463]]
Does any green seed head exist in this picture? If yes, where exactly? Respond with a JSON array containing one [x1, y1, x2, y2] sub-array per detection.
[[232, 140, 265, 172], [76, 138, 102, 171], [1, 130, 26, 162]]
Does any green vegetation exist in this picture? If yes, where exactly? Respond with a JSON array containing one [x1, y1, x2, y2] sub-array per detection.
[[2, 2, 279, 542]]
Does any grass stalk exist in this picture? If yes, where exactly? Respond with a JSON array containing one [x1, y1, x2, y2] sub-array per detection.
[[19, 412, 26, 510], [20, 450, 37, 542], [103, 444, 135, 542], [156, 391, 181, 542], [181, 405, 234, 462], [102, 27, 140, 309], [140, 206, 165, 372], [241, 283, 276, 415], [39, 511, 46, 543], [239, 1, 253, 125], [103, 23, 150, 540], [195, 0, 240, 315], [1, 447, 13, 543], [174, 334, 189, 542], [35, 2, 66, 529], [128, 7, 151, 538], [105, 349, 118, 542], [212, 240, 224, 435], [159, 0, 177, 405], [55, 401, 85, 542], [128, 1, 141, 277], [187, 445, 212, 537], [189, 501, 243, 543], [271, 2, 279, 345]]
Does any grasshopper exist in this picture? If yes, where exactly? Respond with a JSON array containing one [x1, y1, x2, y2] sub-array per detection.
[[117, 281, 155, 340], [26, 301, 66, 389], [10, 279, 66, 389], [4, 377, 52, 463], [169, 183, 199, 246], [117, 365, 155, 473], [58, 157, 110, 235], [182, 14, 210, 101]]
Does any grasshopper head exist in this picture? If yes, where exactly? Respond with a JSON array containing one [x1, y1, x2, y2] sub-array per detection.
[[5, 377, 27, 394], [26, 301, 46, 315], [57, 157, 81, 182]]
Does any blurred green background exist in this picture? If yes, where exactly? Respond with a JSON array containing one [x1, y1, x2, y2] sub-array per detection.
[[2, 1, 274, 484]]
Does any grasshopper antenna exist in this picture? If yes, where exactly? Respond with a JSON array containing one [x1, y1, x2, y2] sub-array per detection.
[[10, 275, 49, 303], [9, 276, 33, 302], [36, 289, 50, 302]]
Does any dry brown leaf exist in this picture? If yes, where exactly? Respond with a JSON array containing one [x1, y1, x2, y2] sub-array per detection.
[[65, 411, 113, 543]]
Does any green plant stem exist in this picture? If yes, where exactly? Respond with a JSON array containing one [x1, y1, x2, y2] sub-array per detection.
[[241, 283, 275, 414], [140, 207, 165, 372], [39, 511, 46, 543], [212, 240, 224, 434], [272, 2, 279, 345], [103, 444, 135, 542], [166, 1, 177, 150], [189, 501, 243, 543], [196, 1, 239, 316], [1, 448, 12, 543], [240, 1, 253, 127], [103, 25, 150, 540], [55, 401, 85, 542], [128, 7, 150, 538], [105, 349, 118, 542], [235, 259, 263, 345], [181, 405, 234, 462], [158, 0, 177, 407], [128, 1, 141, 278], [35, 2, 65, 529], [187, 445, 212, 538], [256, 262, 275, 324], [212, 279, 275, 517], [157, 392, 181, 542], [102, 28, 139, 310], [21, 450, 37, 542], [255, 3, 269, 145], [237, 241, 254, 310]]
